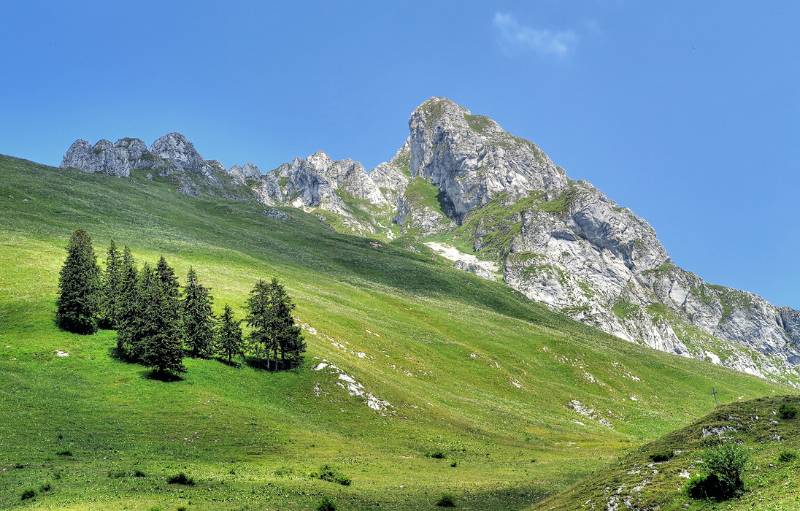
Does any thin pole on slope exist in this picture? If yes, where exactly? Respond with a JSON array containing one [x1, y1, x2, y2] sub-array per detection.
[[711, 387, 719, 407]]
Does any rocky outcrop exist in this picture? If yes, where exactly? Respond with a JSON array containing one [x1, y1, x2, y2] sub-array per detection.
[[61, 137, 152, 177], [254, 151, 385, 211], [252, 151, 391, 235], [408, 97, 568, 220], [229, 163, 261, 183], [60, 132, 239, 195], [396, 97, 800, 383]]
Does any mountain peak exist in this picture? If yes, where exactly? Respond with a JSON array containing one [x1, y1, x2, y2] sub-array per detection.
[[150, 132, 203, 171], [228, 162, 261, 183]]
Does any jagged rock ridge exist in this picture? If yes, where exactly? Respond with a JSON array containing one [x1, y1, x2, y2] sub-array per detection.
[[59, 99, 800, 384]]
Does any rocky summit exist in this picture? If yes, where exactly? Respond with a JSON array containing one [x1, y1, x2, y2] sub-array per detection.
[[59, 97, 800, 384]]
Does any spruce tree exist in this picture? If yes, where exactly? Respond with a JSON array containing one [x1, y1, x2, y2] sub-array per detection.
[[140, 257, 185, 376], [56, 229, 101, 334], [98, 240, 122, 329], [269, 279, 305, 369], [183, 267, 214, 358], [246, 279, 278, 369], [115, 246, 140, 357], [246, 278, 305, 370], [130, 263, 159, 361], [215, 304, 244, 364]]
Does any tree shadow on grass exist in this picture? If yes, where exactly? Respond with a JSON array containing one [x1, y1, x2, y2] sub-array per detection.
[[455, 483, 550, 511], [243, 356, 298, 372], [214, 356, 242, 368], [108, 346, 139, 364], [143, 370, 184, 382]]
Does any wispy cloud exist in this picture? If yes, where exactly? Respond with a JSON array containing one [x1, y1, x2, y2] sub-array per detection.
[[492, 12, 579, 59]]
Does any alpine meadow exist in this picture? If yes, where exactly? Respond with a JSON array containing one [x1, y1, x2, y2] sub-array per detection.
[[2, 3, 799, 510]]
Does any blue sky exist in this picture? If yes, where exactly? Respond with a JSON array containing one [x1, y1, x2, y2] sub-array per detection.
[[2, 1, 798, 308]]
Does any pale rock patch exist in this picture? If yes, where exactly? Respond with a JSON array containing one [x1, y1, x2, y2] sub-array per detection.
[[313, 360, 392, 413], [568, 399, 613, 428], [424, 242, 499, 281]]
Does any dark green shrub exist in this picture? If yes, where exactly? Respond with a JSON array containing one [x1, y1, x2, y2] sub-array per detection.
[[429, 451, 446, 459], [317, 465, 351, 486], [56, 450, 73, 457], [21, 489, 36, 500], [436, 494, 456, 507], [39, 483, 52, 492], [649, 450, 674, 463], [779, 451, 796, 463], [166, 472, 195, 485], [450, 461, 458, 467], [686, 473, 722, 500], [317, 497, 337, 511], [779, 403, 797, 419], [687, 442, 748, 501], [133, 469, 146, 477]]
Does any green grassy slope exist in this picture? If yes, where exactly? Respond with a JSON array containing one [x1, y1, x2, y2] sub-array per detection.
[[536, 396, 800, 511], [0, 155, 787, 510]]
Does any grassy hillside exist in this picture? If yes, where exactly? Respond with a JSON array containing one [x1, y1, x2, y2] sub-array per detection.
[[537, 395, 800, 510], [0, 155, 787, 510]]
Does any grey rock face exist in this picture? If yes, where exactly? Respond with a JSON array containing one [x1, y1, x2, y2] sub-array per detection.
[[780, 308, 800, 350], [256, 151, 385, 211], [253, 151, 390, 235], [61, 132, 236, 195], [408, 97, 568, 220], [396, 98, 800, 383], [61, 137, 151, 177], [370, 141, 411, 207], [149, 132, 205, 174], [229, 162, 262, 183]]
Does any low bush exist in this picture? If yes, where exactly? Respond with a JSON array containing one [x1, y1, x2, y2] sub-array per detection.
[[429, 451, 446, 459], [436, 494, 456, 507], [779, 451, 797, 463], [686, 473, 722, 500], [166, 472, 195, 486], [133, 469, 146, 478], [317, 465, 351, 486], [21, 489, 36, 500], [56, 450, 73, 457], [779, 403, 797, 419], [39, 483, 52, 492], [317, 497, 337, 511], [686, 442, 748, 501], [649, 450, 674, 463]]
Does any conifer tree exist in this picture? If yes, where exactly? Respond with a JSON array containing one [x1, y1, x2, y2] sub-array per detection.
[[115, 246, 140, 357], [246, 278, 305, 370], [246, 279, 276, 368], [56, 229, 101, 334], [215, 304, 244, 364], [140, 257, 185, 376], [129, 263, 159, 361], [98, 240, 122, 329], [183, 267, 214, 358], [270, 279, 305, 369]]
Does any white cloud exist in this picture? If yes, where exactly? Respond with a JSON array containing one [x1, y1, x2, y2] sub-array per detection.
[[493, 12, 579, 59]]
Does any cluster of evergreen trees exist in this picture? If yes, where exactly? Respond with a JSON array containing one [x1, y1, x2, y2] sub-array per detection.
[[56, 229, 305, 376]]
